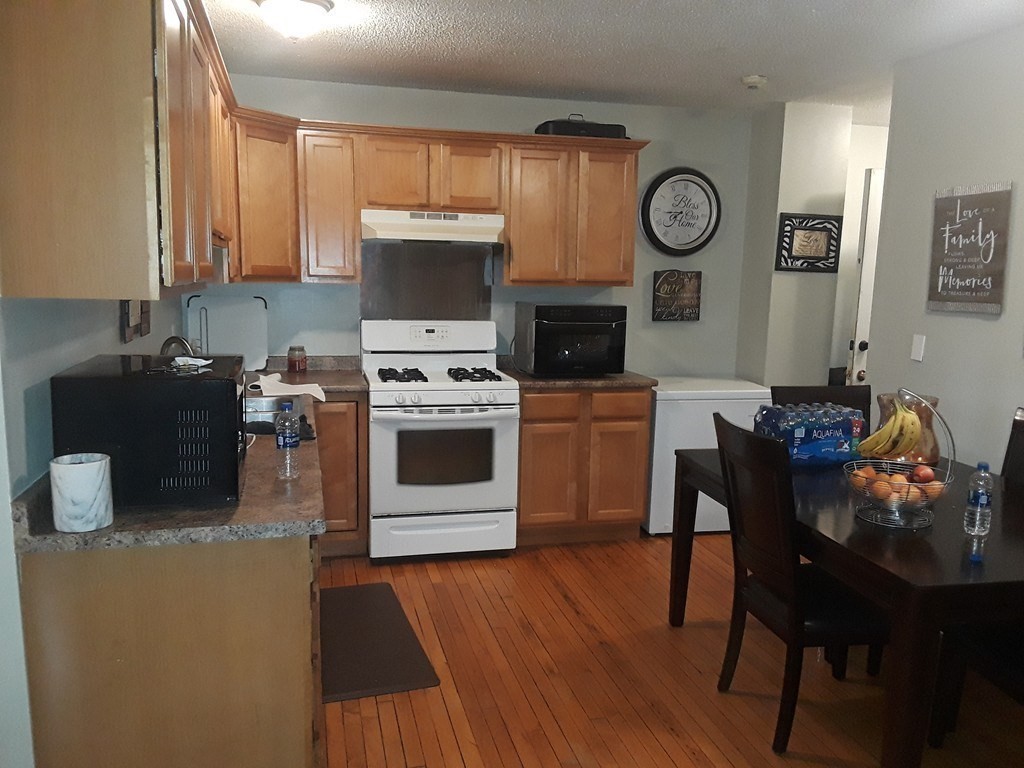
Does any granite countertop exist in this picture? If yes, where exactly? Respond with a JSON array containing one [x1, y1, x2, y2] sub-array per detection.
[[256, 355, 367, 394], [502, 367, 658, 390], [12, 431, 326, 554]]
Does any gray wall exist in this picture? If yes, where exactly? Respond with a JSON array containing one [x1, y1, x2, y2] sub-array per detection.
[[868, 23, 1024, 473]]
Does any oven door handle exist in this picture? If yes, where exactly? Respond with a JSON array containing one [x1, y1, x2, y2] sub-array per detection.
[[371, 407, 520, 423]]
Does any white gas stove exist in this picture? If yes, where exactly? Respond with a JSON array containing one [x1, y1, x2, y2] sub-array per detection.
[[360, 320, 520, 559]]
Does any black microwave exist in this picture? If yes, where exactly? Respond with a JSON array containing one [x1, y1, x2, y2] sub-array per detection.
[[50, 355, 246, 508], [513, 302, 627, 377]]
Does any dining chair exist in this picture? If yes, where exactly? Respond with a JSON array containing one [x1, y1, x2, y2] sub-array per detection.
[[1000, 406, 1024, 484], [770, 384, 873, 430], [713, 413, 889, 754], [928, 405, 1024, 747]]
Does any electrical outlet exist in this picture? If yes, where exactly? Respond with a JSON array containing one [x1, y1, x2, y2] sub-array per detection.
[[911, 334, 926, 362]]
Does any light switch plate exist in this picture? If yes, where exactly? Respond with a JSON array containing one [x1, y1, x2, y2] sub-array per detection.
[[911, 334, 926, 361]]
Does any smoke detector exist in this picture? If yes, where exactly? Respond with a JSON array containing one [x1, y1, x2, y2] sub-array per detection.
[[741, 75, 769, 91]]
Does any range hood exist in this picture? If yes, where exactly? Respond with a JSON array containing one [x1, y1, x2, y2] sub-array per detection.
[[361, 209, 504, 243]]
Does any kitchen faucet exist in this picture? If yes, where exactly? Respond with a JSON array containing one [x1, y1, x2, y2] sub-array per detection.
[[160, 335, 195, 356]]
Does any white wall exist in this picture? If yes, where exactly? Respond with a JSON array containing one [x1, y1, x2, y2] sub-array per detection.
[[830, 125, 889, 368], [868, 23, 1024, 472], [224, 76, 755, 377], [763, 103, 852, 386]]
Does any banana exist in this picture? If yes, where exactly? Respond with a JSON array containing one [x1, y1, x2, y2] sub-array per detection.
[[887, 403, 922, 458], [874, 404, 909, 457], [858, 409, 900, 457]]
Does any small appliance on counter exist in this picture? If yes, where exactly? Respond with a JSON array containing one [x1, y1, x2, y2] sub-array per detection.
[[512, 302, 626, 377], [50, 355, 246, 508]]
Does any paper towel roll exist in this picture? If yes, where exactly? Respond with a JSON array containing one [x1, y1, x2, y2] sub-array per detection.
[[49, 453, 114, 533]]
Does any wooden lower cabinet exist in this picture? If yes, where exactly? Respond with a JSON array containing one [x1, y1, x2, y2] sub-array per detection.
[[313, 397, 369, 556], [19, 536, 318, 768], [518, 388, 653, 544]]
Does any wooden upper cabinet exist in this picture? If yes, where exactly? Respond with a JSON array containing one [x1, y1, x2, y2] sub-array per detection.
[[158, 0, 214, 287], [430, 141, 504, 211], [186, 17, 213, 281], [235, 112, 300, 280], [575, 149, 637, 284], [208, 74, 236, 249], [507, 146, 575, 282], [506, 141, 642, 286], [298, 130, 360, 282], [357, 134, 504, 212]]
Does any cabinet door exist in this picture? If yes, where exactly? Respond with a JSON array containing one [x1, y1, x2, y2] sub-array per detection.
[[236, 118, 299, 279], [161, 0, 192, 286], [314, 401, 359, 531], [507, 146, 575, 283], [359, 136, 430, 208], [186, 21, 213, 281], [208, 76, 235, 246], [575, 149, 637, 285], [430, 141, 504, 211], [298, 131, 359, 281], [519, 421, 581, 525], [586, 391, 651, 523], [587, 418, 650, 523]]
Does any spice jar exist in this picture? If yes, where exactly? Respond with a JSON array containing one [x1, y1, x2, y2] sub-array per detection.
[[287, 345, 307, 373]]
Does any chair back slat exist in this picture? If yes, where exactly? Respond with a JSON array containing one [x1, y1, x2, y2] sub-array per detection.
[[714, 413, 799, 605], [770, 384, 872, 430], [1003, 406, 1024, 484]]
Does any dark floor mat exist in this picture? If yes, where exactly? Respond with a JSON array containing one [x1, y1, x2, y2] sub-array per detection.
[[320, 582, 439, 702]]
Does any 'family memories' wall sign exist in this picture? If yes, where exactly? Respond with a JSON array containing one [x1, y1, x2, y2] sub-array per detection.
[[653, 270, 702, 321], [928, 181, 1011, 315]]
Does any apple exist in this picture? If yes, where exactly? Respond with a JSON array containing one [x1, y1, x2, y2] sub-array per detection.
[[912, 464, 936, 484]]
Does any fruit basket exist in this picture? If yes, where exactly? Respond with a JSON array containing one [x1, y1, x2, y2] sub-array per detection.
[[843, 388, 956, 529]]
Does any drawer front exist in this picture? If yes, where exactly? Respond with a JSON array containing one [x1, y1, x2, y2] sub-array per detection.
[[522, 392, 582, 421], [591, 390, 651, 419]]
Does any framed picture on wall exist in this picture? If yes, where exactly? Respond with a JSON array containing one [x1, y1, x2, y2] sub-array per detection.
[[652, 269, 702, 321], [774, 213, 843, 273]]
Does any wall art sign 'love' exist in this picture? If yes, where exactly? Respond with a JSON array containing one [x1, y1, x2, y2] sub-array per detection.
[[928, 181, 1011, 315]]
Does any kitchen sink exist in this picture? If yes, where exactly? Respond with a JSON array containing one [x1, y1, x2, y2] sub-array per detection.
[[244, 395, 304, 425]]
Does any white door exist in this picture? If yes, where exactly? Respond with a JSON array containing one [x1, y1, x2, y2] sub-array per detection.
[[846, 168, 885, 387]]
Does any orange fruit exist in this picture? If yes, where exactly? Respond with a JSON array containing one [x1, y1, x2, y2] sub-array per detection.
[[871, 480, 893, 500], [905, 485, 923, 505], [889, 473, 910, 486], [850, 469, 870, 490], [860, 464, 878, 478], [922, 480, 946, 500], [875, 472, 891, 484]]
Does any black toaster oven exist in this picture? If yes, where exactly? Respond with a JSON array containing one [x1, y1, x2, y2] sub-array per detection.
[[513, 302, 627, 377], [50, 355, 246, 508]]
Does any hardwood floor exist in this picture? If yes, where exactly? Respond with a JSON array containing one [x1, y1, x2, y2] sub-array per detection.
[[319, 534, 1024, 767]]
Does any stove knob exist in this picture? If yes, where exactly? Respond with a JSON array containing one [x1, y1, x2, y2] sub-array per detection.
[[394, 394, 406, 405], [410, 394, 421, 405], [486, 392, 497, 403], [471, 392, 483, 403]]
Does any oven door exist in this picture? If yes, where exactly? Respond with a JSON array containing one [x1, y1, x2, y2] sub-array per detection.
[[369, 404, 520, 516]]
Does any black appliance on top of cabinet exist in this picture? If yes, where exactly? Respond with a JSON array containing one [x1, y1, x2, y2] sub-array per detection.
[[513, 302, 627, 377], [50, 355, 246, 508]]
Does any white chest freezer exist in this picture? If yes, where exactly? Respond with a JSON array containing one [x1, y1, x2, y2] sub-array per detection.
[[645, 377, 771, 534]]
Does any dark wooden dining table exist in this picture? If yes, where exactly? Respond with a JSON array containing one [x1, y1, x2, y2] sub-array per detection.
[[668, 447, 1024, 768]]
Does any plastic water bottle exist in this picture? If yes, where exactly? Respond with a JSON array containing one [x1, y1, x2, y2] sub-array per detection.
[[275, 402, 300, 480], [963, 462, 994, 535]]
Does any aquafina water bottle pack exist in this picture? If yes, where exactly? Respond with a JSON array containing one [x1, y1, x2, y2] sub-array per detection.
[[754, 403, 865, 466]]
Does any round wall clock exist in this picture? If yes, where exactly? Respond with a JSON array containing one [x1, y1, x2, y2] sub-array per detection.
[[639, 167, 721, 256]]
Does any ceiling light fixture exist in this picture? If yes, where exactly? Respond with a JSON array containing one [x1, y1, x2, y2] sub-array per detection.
[[255, 0, 335, 39], [741, 75, 769, 91]]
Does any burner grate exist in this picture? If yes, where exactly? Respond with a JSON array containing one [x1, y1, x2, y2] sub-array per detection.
[[378, 367, 428, 383], [448, 366, 502, 383]]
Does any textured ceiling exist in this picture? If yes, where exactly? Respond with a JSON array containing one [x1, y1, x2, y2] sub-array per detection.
[[203, 0, 1024, 125]]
